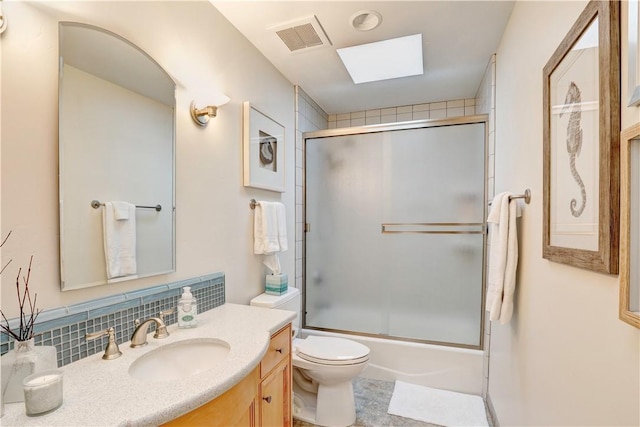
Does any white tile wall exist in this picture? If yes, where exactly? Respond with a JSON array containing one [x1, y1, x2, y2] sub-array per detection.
[[295, 86, 328, 290], [327, 98, 477, 129]]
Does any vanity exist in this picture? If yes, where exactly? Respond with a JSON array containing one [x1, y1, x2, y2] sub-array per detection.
[[1, 304, 295, 426], [165, 323, 291, 426]]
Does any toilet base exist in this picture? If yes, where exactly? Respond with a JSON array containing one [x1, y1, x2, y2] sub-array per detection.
[[292, 370, 357, 427], [292, 392, 317, 425]]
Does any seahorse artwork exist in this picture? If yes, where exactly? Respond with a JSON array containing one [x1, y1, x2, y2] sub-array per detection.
[[559, 81, 586, 218]]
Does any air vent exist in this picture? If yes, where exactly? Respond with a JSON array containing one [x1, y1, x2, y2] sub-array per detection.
[[270, 15, 331, 53]]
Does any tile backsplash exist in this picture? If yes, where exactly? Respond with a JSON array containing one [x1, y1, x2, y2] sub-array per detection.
[[0, 273, 225, 367], [328, 98, 477, 128]]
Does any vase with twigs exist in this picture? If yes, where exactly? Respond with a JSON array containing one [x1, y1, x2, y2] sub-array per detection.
[[0, 232, 57, 404]]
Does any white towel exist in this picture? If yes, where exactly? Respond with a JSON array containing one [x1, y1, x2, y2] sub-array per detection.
[[103, 202, 137, 279], [253, 201, 288, 254], [112, 201, 130, 220], [486, 192, 521, 324], [253, 201, 287, 275]]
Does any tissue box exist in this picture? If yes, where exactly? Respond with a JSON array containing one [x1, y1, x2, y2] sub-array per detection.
[[265, 274, 288, 295]]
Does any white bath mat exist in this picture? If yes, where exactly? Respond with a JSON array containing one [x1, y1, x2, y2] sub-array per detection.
[[387, 381, 489, 426]]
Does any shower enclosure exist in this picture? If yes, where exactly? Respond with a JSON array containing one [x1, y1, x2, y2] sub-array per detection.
[[304, 116, 487, 349]]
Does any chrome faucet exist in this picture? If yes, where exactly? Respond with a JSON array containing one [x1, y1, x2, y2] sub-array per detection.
[[130, 309, 173, 348]]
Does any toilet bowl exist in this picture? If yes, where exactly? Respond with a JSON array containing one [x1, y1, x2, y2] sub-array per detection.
[[250, 287, 370, 427]]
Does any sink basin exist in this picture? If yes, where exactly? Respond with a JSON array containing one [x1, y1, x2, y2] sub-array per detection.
[[129, 338, 230, 383]]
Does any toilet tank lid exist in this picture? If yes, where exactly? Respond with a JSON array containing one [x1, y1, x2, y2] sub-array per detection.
[[250, 286, 300, 308]]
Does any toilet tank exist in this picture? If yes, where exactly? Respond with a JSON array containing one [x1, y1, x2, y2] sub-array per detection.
[[250, 287, 301, 336]]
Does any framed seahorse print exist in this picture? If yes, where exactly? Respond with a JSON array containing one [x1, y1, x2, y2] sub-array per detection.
[[543, 0, 620, 274]]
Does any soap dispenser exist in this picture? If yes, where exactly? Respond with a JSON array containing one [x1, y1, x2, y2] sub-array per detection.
[[177, 286, 198, 328]]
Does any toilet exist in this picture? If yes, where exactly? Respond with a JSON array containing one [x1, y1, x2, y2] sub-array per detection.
[[250, 287, 370, 427]]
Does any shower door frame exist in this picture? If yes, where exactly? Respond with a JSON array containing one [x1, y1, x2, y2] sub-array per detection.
[[302, 115, 489, 351]]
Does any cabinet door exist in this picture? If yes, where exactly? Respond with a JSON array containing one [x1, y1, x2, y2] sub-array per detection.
[[163, 367, 258, 427], [238, 399, 257, 427], [259, 360, 290, 427]]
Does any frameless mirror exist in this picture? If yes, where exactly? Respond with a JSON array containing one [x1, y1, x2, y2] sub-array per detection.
[[59, 22, 176, 291], [620, 124, 640, 328]]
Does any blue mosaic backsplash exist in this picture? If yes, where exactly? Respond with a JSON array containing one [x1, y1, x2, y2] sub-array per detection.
[[0, 273, 225, 367]]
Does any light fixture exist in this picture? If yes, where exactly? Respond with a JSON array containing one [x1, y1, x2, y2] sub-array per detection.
[[0, 1, 7, 35], [337, 34, 423, 84], [350, 10, 382, 32], [190, 95, 230, 127]]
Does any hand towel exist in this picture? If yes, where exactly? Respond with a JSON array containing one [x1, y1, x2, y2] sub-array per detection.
[[275, 202, 288, 252], [253, 201, 288, 254], [253, 201, 288, 274], [486, 192, 521, 324], [499, 198, 520, 324], [103, 202, 137, 279], [112, 201, 130, 220]]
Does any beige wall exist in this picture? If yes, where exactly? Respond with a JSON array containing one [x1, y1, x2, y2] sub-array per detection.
[[490, 1, 640, 425], [1, 1, 296, 318]]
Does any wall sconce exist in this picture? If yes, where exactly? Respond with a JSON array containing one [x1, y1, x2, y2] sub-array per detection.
[[0, 1, 8, 35], [190, 95, 230, 127]]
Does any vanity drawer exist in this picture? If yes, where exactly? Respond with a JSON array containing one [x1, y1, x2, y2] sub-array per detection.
[[260, 324, 291, 378]]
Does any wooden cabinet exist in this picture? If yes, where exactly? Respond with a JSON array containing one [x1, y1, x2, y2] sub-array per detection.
[[163, 366, 259, 427], [259, 325, 291, 427], [164, 324, 291, 427]]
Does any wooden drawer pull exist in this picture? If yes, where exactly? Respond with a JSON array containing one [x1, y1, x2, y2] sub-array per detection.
[[263, 396, 272, 403]]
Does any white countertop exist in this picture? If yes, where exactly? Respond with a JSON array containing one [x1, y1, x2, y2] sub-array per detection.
[[1, 303, 295, 426]]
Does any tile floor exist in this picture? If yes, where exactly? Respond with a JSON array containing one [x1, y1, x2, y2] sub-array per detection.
[[292, 377, 492, 427]]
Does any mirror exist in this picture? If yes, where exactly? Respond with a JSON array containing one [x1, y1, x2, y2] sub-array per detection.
[[620, 124, 640, 328], [59, 22, 176, 291]]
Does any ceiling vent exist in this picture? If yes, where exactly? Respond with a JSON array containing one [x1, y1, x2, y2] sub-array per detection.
[[271, 15, 332, 53]]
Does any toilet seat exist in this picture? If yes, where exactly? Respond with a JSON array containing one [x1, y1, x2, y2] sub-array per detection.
[[296, 336, 370, 366]]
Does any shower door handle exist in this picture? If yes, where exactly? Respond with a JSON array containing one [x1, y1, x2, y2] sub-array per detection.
[[381, 222, 485, 234]]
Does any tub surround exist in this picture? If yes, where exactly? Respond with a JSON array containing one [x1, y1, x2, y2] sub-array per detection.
[[1, 304, 296, 426]]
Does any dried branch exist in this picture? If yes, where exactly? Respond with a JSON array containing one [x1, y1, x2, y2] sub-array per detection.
[[0, 231, 11, 247], [0, 231, 13, 276], [0, 311, 21, 341], [0, 233, 39, 341], [0, 259, 11, 276]]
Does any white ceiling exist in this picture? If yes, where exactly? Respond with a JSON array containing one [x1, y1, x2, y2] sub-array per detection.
[[212, 1, 514, 115]]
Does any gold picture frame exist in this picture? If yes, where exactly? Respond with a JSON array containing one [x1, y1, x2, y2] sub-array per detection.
[[542, 0, 620, 273]]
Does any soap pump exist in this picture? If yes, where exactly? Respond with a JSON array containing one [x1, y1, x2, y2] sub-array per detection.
[[177, 286, 198, 328]]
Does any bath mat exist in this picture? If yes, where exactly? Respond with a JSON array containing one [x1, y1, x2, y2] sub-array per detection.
[[387, 381, 489, 426]]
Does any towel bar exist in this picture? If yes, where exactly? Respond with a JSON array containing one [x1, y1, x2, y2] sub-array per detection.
[[91, 200, 162, 212], [489, 189, 531, 206]]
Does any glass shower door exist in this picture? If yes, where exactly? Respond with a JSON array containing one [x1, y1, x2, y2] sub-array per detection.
[[305, 121, 486, 348]]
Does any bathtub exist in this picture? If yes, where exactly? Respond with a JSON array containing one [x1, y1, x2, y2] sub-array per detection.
[[300, 328, 484, 395]]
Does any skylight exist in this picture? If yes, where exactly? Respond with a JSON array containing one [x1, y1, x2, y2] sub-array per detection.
[[336, 34, 424, 84]]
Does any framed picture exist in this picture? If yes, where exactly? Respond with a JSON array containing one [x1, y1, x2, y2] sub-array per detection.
[[628, 0, 640, 106], [619, 123, 640, 328], [243, 101, 285, 192], [542, 0, 620, 273]]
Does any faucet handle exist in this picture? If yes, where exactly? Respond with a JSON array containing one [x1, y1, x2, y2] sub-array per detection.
[[86, 327, 122, 360], [154, 309, 174, 340], [158, 308, 175, 324]]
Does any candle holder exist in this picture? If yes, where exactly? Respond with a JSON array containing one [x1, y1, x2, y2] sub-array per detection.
[[22, 370, 63, 416]]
